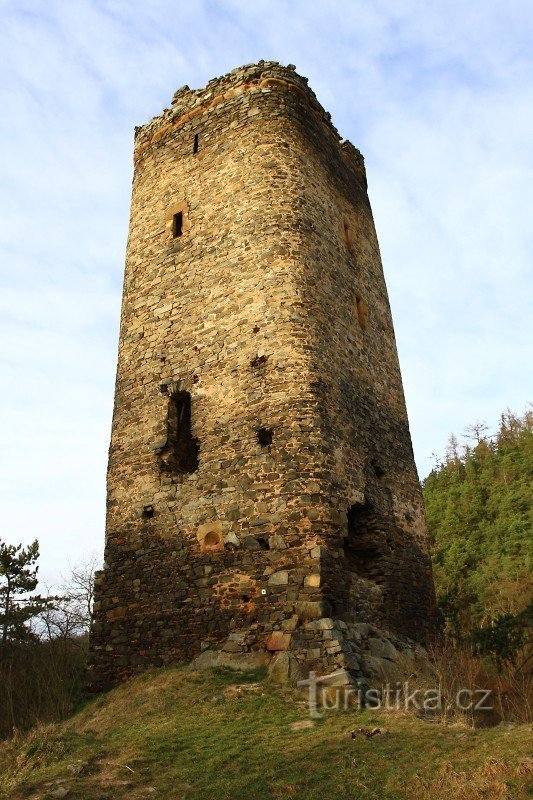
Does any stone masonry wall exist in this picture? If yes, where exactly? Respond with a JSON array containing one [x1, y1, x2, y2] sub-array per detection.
[[88, 62, 438, 692]]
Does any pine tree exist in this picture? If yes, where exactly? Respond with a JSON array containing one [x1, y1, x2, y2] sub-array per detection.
[[423, 408, 532, 639], [0, 539, 52, 647]]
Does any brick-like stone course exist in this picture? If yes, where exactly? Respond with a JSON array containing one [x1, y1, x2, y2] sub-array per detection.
[[87, 61, 439, 692]]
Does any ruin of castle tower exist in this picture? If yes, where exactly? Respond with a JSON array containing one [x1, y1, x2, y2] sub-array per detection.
[[88, 62, 438, 691]]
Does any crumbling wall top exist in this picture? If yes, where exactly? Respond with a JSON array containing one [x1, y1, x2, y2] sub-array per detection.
[[133, 61, 361, 161]]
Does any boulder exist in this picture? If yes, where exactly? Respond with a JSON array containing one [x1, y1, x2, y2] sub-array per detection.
[[362, 655, 401, 682], [318, 668, 355, 687], [268, 652, 310, 684], [367, 637, 399, 661]]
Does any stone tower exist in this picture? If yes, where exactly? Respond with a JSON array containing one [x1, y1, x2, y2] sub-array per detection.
[[88, 62, 438, 691]]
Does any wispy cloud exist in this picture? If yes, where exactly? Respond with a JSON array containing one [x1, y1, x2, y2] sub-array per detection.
[[1, 0, 532, 586]]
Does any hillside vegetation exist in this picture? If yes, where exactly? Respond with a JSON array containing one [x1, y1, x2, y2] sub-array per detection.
[[423, 408, 532, 641], [1, 665, 531, 800]]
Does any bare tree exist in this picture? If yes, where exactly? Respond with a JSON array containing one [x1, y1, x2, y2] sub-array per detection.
[[463, 421, 489, 445], [445, 433, 461, 463], [39, 552, 101, 642], [63, 551, 100, 626]]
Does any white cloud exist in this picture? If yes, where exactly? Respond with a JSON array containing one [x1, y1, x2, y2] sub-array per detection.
[[1, 0, 531, 587]]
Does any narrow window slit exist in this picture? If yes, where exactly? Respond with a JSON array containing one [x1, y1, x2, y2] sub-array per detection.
[[159, 391, 199, 476], [344, 219, 354, 253], [193, 133, 199, 154], [257, 428, 273, 447], [355, 294, 368, 331], [172, 212, 183, 238]]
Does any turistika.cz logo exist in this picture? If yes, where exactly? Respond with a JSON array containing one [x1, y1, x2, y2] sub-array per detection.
[[297, 670, 493, 718]]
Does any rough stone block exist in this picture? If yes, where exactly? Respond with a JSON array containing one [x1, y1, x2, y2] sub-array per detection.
[[266, 631, 292, 651], [268, 571, 289, 586], [367, 637, 399, 661]]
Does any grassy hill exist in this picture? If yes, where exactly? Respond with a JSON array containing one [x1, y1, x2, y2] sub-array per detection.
[[1, 666, 531, 800]]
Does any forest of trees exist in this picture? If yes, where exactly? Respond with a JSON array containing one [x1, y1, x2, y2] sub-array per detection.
[[423, 407, 532, 654]]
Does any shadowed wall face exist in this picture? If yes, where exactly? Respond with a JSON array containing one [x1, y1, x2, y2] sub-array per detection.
[[88, 62, 438, 691]]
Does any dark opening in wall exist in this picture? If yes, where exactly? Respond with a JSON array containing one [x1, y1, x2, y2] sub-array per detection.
[[343, 502, 384, 583], [193, 133, 199, 154], [160, 391, 199, 476], [202, 530, 223, 551], [373, 462, 385, 480], [257, 428, 273, 447], [172, 212, 183, 238], [255, 537, 270, 550], [250, 354, 268, 368], [243, 535, 270, 551], [142, 505, 154, 519]]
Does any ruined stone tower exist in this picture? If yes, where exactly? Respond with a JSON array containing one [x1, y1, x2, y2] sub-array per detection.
[[88, 62, 438, 691]]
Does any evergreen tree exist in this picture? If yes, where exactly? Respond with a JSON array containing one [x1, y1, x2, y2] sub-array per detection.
[[0, 539, 52, 647], [423, 408, 532, 640]]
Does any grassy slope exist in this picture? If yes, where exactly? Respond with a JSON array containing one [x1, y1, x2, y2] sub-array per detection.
[[0, 666, 531, 800]]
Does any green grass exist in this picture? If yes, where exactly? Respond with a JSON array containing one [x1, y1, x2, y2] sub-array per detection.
[[0, 665, 531, 800]]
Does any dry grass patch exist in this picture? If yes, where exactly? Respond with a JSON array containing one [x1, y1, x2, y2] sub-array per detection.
[[0, 665, 531, 800]]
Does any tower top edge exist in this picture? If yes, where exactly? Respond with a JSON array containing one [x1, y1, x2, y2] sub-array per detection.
[[134, 61, 362, 165]]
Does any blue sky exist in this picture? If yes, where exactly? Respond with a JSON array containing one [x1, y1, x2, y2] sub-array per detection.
[[1, 0, 532, 587]]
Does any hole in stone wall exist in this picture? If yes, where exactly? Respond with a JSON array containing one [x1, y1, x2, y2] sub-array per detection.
[[255, 537, 270, 550], [142, 505, 154, 519], [243, 535, 270, 551], [160, 391, 199, 476], [160, 383, 169, 395], [343, 502, 384, 583], [355, 294, 368, 331], [252, 326, 260, 334], [172, 212, 183, 238], [250, 354, 268, 368], [203, 530, 223, 551], [373, 463, 385, 479], [241, 594, 250, 603], [257, 428, 273, 447], [193, 133, 199, 154]]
